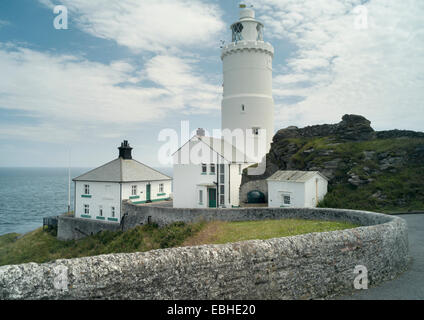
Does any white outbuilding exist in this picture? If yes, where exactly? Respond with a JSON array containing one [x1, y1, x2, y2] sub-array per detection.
[[73, 141, 172, 223], [267, 171, 329, 208]]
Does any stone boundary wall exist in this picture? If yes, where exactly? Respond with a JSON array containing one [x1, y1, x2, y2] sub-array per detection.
[[0, 207, 409, 300], [58, 216, 121, 241], [120, 202, 385, 230]]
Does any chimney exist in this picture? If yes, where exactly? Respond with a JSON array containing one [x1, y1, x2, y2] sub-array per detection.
[[118, 140, 133, 160], [196, 128, 206, 137]]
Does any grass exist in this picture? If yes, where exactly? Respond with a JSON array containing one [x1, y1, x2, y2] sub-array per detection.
[[182, 219, 357, 246], [0, 222, 204, 267], [0, 219, 358, 267]]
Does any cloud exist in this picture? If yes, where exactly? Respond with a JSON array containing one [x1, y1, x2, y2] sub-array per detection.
[[39, 0, 225, 52], [0, 44, 221, 142], [0, 20, 10, 29], [252, 0, 424, 131]]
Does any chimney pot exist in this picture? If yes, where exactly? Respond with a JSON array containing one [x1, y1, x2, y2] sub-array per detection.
[[197, 128, 206, 137], [118, 140, 133, 160]]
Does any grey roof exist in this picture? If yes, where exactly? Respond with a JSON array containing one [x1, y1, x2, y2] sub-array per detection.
[[73, 158, 172, 183], [267, 170, 329, 183]]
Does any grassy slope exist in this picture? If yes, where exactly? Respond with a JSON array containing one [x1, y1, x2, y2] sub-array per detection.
[[183, 219, 357, 246], [0, 219, 357, 267], [0, 222, 203, 267], [287, 136, 424, 213]]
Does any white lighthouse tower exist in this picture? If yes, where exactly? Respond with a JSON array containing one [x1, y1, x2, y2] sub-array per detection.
[[221, 4, 275, 158]]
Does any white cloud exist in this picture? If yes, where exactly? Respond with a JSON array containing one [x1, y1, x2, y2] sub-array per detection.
[[39, 0, 225, 52], [0, 44, 221, 142], [0, 20, 10, 30], [253, 0, 424, 131]]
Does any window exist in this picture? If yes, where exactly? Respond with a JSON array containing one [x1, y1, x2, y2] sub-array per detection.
[[232, 22, 243, 42], [220, 195, 225, 206], [220, 185, 225, 194], [131, 185, 137, 196], [202, 163, 207, 174], [219, 164, 225, 184], [256, 24, 263, 41], [252, 127, 260, 136], [241, 104, 245, 112], [159, 183, 164, 193], [111, 207, 115, 218], [210, 164, 216, 174], [99, 206, 103, 217], [199, 190, 203, 204], [84, 184, 90, 195], [283, 195, 291, 205], [84, 204, 90, 215]]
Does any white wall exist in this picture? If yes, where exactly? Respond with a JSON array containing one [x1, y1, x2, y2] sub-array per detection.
[[268, 174, 328, 208], [122, 180, 172, 204], [173, 139, 236, 209], [221, 41, 275, 154], [267, 180, 305, 208], [229, 163, 250, 207], [75, 181, 121, 223], [304, 176, 328, 208], [173, 163, 220, 208]]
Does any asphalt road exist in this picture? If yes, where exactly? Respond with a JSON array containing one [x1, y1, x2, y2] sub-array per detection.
[[339, 214, 424, 300]]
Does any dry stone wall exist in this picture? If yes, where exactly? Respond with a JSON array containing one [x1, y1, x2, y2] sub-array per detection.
[[0, 207, 409, 300]]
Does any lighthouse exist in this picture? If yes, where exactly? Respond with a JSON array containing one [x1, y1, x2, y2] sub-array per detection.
[[221, 4, 275, 158]]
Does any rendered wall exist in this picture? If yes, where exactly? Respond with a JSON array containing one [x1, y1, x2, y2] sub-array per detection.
[[0, 207, 409, 300]]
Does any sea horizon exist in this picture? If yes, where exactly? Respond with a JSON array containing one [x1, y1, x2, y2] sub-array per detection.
[[0, 166, 173, 236]]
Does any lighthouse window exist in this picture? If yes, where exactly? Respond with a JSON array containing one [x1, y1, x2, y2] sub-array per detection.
[[252, 127, 260, 135], [257, 24, 263, 41], [232, 22, 243, 42], [241, 104, 245, 112]]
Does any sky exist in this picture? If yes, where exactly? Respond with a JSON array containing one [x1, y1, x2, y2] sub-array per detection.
[[0, 0, 423, 168]]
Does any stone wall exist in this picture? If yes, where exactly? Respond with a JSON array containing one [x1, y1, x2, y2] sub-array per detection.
[[0, 208, 409, 300], [239, 180, 268, 205], [58, 216, 121, 241]]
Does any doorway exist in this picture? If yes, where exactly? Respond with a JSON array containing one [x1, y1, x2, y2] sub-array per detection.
[[146, 184, 151, 202], [208, 188, 217, 208]]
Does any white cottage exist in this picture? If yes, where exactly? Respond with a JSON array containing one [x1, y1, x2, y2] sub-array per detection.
[[267, 171, 328, 208], [173, 130, 254, 208], [73, 141, 172, 223]]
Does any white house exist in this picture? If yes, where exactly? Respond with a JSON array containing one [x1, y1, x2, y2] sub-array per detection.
[[73, 141, 172, 223], [173, 130, 254, 208], [267, 171, 329, 208], [173, 6, 276, 209]]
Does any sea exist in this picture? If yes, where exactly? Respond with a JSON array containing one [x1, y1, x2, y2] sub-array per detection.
[[0, 167, 173, 236]]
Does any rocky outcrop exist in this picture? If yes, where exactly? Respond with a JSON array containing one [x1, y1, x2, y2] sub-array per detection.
[[241, 114, 424, 211]]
